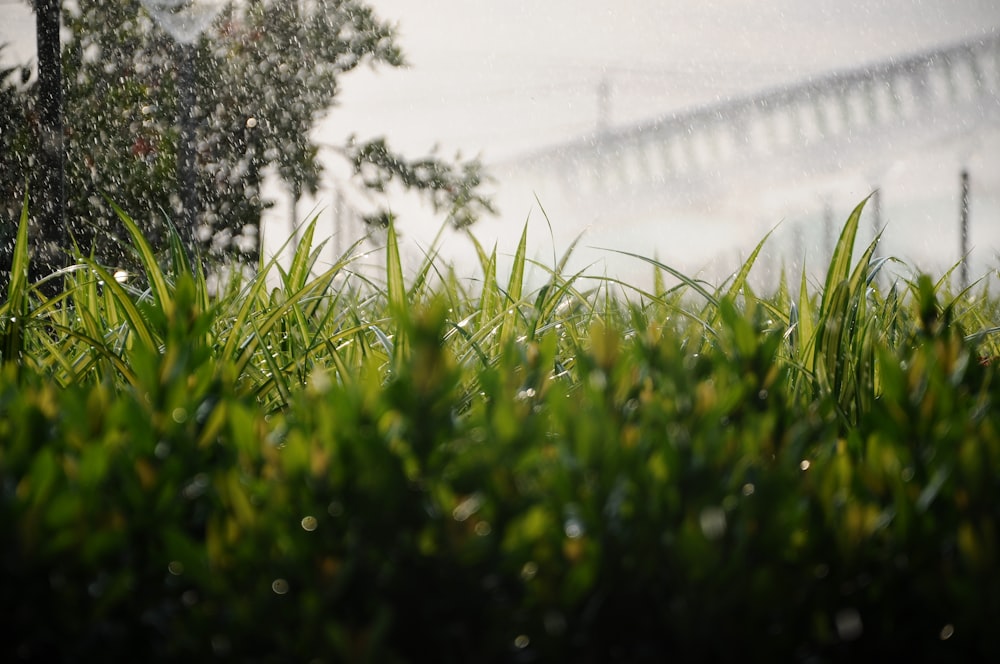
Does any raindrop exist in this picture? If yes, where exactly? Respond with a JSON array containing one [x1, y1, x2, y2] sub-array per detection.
[[168, 560, 184, 575], [835, 608, 863, 641], [940, 624, 955, 640], [563, 517, 584, 539], [271, 578, 289, 595], [742, 483, 755, 497], [520, 561, 538, 581], [474, 521, 492, 537], [699, 506, 727, 540], [452, 493, 483, 522], [300, 516, 318, 532], [49, 572, 66, 590], [181, 590, 198, 606], [800, 459, 811, 471], [154, 441, 171, 459], [211, 635, 231, 656], [245, 116, 258, 129], [513, 634, 530, 649], [181, 473, 210, 500], [544, 610, 567, 636], [589, 370, 607, 390], [515, 387, 536, 402], [113, 269, 129, 283], [172, 407, 188, 423]]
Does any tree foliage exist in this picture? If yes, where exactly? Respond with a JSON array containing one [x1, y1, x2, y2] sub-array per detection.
[[0, 0, 494, 274], [0, 46, 35, 275]]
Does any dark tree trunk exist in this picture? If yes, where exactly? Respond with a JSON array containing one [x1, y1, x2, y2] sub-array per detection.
[[34, 0, 65, 279], [177, 41, 198, 247]]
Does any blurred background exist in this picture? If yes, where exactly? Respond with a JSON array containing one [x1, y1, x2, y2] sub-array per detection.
[[3, 0, 1000, 290]]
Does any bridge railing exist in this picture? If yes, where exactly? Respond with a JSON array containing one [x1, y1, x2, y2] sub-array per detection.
[[499, 34, 1000, 201]]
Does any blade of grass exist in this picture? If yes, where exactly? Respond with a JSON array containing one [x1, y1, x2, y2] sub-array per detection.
[[1, 194, 30, 370], [286, 215, 322, 292], [479, 244, 499, 332], [819, 195, 869, 319], [384, 221, 411, 364], [78, 259, 158, 354], [721, 225, 776, 303], [499, 222, 529, 348], [250, 318, 293, 410], [107, 199, 173, 319], [599, 247, 719, 309], [230, 262, 352, 382], [796, 265, 815, 368]]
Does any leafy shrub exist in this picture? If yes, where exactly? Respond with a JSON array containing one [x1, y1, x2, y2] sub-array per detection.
[[1, 199, 999, 662]]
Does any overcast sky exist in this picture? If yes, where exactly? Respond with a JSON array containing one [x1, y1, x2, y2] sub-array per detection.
[[4, 0, 998, 159], [324, 0, 1000, 160]]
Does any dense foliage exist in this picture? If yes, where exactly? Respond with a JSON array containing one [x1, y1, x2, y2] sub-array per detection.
[[1, 198, 999, 662], [0, 0, 494, 277]]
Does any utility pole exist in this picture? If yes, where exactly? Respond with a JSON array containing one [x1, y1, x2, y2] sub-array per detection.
[[290, 179, 301, 252], [959, 170, 970, 290], [34, 0, 65, 275], [823, 201, 834, 264], [177, 41, 198, 246], [597, 76, 611, 136], [333, 186, 343, 258], [870, 187, 881, 240]]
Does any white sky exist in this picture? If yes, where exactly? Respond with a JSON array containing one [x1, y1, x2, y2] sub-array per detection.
[[6, 1, 996, 158], [328, 0, 1000, 159]]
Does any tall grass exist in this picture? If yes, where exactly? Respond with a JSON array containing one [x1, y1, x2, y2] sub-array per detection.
[[2, 194, 998, 422]]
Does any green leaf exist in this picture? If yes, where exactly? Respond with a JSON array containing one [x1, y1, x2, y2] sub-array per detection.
[[79, 259, 158, 355], [107, 199, 173, 320], [499, 222, 528, 348], [385, 220, 407, 316], [0, 195, 30, 370], [820, 195, 869, 321]]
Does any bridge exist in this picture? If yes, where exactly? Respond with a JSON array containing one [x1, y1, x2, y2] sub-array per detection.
[[494, 34, 1000, 214]]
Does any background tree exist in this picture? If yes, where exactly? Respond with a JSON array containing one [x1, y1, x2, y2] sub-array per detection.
[[0, 0, 494, 276], [0, 46, 32, 225], [0, 45, 35, 291]]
